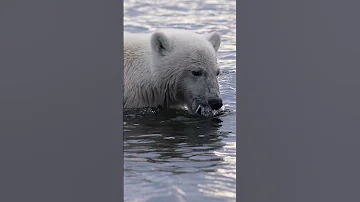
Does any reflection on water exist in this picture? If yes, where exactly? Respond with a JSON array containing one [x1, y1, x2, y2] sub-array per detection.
[[124, 0, 236, 201], [124, 109, 235, 202]]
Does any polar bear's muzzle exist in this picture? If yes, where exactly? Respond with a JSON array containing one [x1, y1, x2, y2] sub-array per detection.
[[190, 97, 223, 117]]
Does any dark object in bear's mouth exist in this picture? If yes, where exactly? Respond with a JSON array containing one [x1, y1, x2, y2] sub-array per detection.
[[195, 105, 222, 117]]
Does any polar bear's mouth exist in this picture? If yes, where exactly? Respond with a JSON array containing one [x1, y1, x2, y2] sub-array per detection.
[[189, 99, 223, 117], [194, 104, 220, 117]]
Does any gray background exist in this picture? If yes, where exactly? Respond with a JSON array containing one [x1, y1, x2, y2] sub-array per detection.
[[2, 0, 360, 201], [0, 0, 123, 202], [238, 0, 360, 201]]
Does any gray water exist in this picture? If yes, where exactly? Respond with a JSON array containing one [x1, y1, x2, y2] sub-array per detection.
[[124, 0, 236, 201]]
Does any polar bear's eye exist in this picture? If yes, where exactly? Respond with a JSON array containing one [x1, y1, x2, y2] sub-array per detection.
[[192, 70, 202, 76], [216, 69, 220, 76]]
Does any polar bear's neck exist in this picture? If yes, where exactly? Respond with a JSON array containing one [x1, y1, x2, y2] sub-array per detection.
[[123, 36, 179, 109]]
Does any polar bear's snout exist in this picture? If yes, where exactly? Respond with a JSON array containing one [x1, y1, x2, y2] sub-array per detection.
[[208, 98, 223, 110]]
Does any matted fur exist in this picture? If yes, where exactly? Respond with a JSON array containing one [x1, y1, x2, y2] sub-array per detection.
[[124, 29, 222, 114]]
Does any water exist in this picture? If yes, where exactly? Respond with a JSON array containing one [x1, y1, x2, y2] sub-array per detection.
[[124, 0, 236, 201]]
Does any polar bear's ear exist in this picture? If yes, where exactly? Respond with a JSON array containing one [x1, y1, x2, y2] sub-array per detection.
[[206, 32, 221, 52], [151, 31, 171, 56]]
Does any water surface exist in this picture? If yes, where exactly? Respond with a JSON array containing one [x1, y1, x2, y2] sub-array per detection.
[[124, 0, 236, 201]]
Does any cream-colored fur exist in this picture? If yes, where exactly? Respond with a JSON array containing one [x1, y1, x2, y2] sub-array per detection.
[[124, 29, 222, 114]]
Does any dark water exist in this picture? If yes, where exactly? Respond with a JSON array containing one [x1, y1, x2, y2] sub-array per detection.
[[124, 0, 236, 201]]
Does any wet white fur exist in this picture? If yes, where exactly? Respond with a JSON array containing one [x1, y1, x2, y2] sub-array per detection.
[[124, 29, 221, 109]]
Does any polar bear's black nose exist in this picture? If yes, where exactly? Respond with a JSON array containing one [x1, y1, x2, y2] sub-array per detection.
[[208, 98, 223, 110]]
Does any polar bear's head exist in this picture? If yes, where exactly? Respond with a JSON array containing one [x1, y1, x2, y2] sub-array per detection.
[[150, 29, 223, 116]]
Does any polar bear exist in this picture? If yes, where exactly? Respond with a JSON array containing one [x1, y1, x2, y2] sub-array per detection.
[[124, 29, 223, 116]]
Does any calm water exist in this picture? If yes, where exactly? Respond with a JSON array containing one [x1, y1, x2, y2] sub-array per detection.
[[124, 0, 236, 201]]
